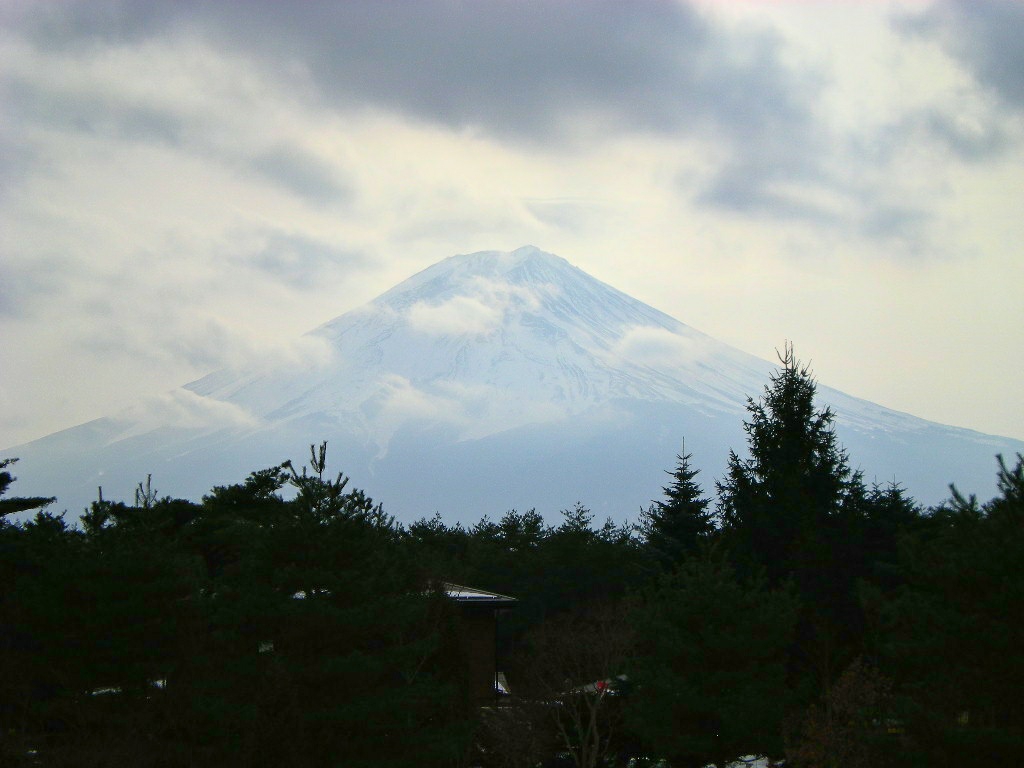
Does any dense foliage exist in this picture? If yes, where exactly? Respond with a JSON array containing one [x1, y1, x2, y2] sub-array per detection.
[[627, 556, 799, 768], [640, 451, 713, 569], [2, 351, 1020, 766], [1, 448, 471, 767]]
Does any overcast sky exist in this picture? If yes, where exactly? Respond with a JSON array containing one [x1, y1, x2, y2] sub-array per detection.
[[2, 0, 1023, 450]]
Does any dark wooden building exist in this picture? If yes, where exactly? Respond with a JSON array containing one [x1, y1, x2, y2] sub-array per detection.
[[445, 583, 517, 702]]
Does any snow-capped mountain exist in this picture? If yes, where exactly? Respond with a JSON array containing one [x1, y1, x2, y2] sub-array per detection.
[[6, 246, 1021, 520]]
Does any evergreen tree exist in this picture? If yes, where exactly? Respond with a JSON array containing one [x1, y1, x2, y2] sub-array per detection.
[[467, 504, 647, 647], [716, 345, 872, 696], [868, 454, 1024, 765], [717, 344, 860, 589], [641, 450, 713, 568], [857, 481, 923, 591], [0, 446, 476, 766], [0, 460, 76, 759], [0, 508, 88, 756], [0, 457, 54, 518], [190, 444, 474, 767], [541, 504, 646, 617], [405, 512, 472, 584], [626, 554, 799, 767]]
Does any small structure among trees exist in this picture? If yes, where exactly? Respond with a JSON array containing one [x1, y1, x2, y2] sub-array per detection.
[[444, 583, 517, 703]]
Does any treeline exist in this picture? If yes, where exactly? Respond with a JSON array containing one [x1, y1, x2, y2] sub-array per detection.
[[1, 452, 474, 766], [2, 348, 1022, 767]]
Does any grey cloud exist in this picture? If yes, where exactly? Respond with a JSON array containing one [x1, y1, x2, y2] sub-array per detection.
[[920, 109, 1009, 160], [241, 233, 369, 290], [898, 0, 1024, 111], [6, 77, 187, 146], [12, 0, 824, 212], [0, 254, 82, 319], [6, 0, 969, 254], [4, 55, 348, 208], [0, 131, 38, 200], [694, 87, 833, 225], [700, 184, 832, 225], [251, 147, 352, 206], [163, 320, 252, 373], [696, 154, 828, 223], [698, 144, 933, 247], [226, 0, 821, 164], [5, 1, 180, 51], [946, 0, 1024, 108], [858, 105, 1010, 167], [524, 199, 610, 234], [15, 0, 944, 250], [41, 0, 768, 138], [859, 204, 929, 244], [76, 309, 242, 373], [198, 1, 720, 139], [886, 1, 1020, 180]]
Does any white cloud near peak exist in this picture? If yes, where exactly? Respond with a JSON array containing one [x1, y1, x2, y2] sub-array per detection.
[[407, 295, 501, 337], [110, 389, 261, 442], [614, 326, 712, 370], [406, 276, 544, 337]]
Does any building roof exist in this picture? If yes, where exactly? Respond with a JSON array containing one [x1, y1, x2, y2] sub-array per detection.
[[443, 582, 518, 608]]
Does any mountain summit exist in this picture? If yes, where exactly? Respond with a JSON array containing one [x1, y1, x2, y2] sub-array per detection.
[[7, 247, 1021, 519], [189, 245, 772, 448]]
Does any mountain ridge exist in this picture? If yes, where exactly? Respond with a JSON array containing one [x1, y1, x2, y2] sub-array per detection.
[[5, 246, 1021, 519]]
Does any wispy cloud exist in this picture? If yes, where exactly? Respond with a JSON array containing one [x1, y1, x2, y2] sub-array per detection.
[[613, 326, 714, 371], [406, 276, 544, 337], [4, 1, 822, 217], [110, 389, 261, 441], [899, 0, 1024, 112], [408, 296, 501, 337]]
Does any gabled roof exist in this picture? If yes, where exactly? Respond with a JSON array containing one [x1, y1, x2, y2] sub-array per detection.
[[443, 582, 517, 608]]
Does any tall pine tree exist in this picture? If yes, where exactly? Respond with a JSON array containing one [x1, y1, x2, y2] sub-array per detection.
[[717, 345, 869, 694], [717, 344, 860, 589], [641, 450, 713, 568]]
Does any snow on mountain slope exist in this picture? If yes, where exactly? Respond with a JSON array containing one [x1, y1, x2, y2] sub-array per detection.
[[188, 246, 772, 441], [5, 246, 1021, 520]]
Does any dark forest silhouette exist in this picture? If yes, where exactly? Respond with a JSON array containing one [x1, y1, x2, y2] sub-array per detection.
[[2, 349, 1021, 766]]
